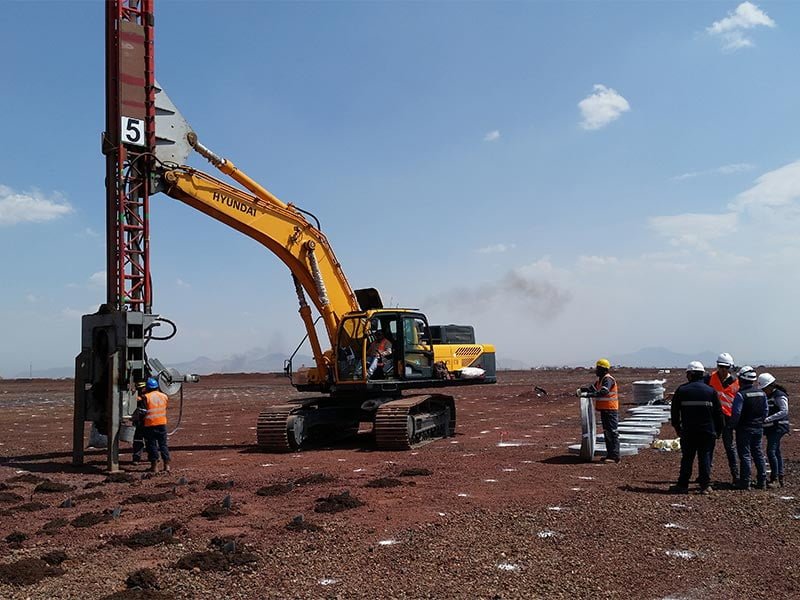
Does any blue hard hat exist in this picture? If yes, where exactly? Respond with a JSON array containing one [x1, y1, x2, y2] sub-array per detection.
[[145, 377, 159, 390]]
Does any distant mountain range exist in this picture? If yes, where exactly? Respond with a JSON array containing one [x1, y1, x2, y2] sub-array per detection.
[[608, 347, 719, 369], [11, 346, 795, 379]]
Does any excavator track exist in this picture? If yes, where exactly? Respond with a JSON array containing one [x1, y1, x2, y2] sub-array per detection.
[[257, 404, 306, 452], [373, 394, 456, 450]]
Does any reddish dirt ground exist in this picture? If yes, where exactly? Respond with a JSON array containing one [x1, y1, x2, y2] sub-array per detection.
[[0, 369, 798, 599]]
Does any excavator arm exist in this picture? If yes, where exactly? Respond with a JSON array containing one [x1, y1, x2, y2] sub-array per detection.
[[158, 137, 366, 386]]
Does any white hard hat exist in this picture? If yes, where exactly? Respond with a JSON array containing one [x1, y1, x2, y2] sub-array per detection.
[[716, 353, 734, 367], [738, 365, 757, 382], [686, 361, 705, 373], [758, 373, 776, 389]]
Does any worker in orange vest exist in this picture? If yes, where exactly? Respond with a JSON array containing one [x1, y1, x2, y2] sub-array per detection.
[[577, 358, 620, 463], [142, 377, 171, 473], [704, 352, 739, 485]]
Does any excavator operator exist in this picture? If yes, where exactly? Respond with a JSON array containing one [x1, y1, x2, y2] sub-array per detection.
[[367, 330, 393, 378]]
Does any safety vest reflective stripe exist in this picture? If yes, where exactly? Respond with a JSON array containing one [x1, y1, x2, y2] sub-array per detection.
[[144, 392, 168, 427], [708, 372, 737, 417], [594, 377, 618, 410], [682, 401, 713, 407]]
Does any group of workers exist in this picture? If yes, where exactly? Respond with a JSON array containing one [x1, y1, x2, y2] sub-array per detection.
[[670, 353, 789, 493], [580, 354, 790, 494]]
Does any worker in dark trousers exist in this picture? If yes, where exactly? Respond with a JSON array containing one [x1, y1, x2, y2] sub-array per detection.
[[578, 358, 620, 463], [758, 372, 789, 487], [131, 381, 147, 464], [730, 366, 768, 490], [142, 377, 171, 473], [705, 352, 739, 485], [669, 361, 724, 495]]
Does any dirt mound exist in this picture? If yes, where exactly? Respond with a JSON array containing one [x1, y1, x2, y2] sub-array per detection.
[[126, 568, 160, 590], [205, 480, 234, 490], [295, 473, 335, 486], [7, 473, 46, 484], [34, 481, 76, 494], [0, 558, 65, 586], [115, 528, 175, 549], [41, 550, 68, 566], [285, 515, 323, 532], [75, 490, 106, 501], [0, 482, 20, 491], [71, 511, 112, 528], [16, 501, 49, 512], [207, 537, 259, 567], [364, 477, 403, 488], [398, 468, 433, 477], [41, 518, 69, 533], [175, 551, 230, 572], [314, 491, 365, 514], [256, 482, 294, 496], [105, 472, 136, 484], [4, 531, 27, 544], [122, 491, 177, 505], [200, 504, 232, 520], [158, 518, 184, 533], [84, 481, 105, 489], [0, 491, 24, 503]]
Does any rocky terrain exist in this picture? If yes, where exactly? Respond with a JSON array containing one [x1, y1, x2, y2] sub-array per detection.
[[0, 368, 797, 599]]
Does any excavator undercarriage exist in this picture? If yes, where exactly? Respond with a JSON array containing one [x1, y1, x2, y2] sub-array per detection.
[[256, 394, 456, 452]]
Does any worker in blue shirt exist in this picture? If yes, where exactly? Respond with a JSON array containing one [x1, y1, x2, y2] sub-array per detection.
[[729, 366, 768, 490]]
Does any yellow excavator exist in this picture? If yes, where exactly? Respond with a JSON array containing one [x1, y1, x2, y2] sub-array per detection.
[[156, 132, 496, 451]]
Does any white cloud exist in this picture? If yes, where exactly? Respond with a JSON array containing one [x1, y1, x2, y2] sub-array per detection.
[[176, 278, 191, 288], [61, 304, 101, 320], [483, 130, 501, 142], [81, 227, 100, 238], [578, 84, 630, 131], [88, 271, 106, 288], [729, 160, 800, 211], [26, 294, 40, 303], [673, 163, 755, 180], [648, 212, 738, 250], [0, 184, 73, 225], [476, 243, 515, 254], [577, 255, 619, 269], [707, 2, 775, 51]]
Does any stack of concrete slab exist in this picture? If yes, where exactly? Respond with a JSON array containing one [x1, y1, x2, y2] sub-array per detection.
[[569, 402, 672, 460]]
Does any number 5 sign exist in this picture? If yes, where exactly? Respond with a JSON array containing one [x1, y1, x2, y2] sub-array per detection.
[[121, 116, 146, 147]]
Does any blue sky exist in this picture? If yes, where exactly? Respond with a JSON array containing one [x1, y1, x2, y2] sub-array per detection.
[[2, 1, 799, 377]]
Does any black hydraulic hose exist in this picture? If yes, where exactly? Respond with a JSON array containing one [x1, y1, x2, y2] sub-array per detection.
[[295, 206, 321, 230], [144, 317, 177, 346]]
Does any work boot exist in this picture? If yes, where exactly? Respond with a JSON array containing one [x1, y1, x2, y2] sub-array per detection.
[[778, 475, 785, 487], [163, 460, 171, 473], [698, 486, 714, 496], [148, 461, 159, 473]]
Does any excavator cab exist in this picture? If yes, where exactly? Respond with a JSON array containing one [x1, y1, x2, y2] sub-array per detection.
[[334, 311, 434, 385]]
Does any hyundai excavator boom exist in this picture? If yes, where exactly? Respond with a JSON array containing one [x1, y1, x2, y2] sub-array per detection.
[[157, 132, 496, 451]]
